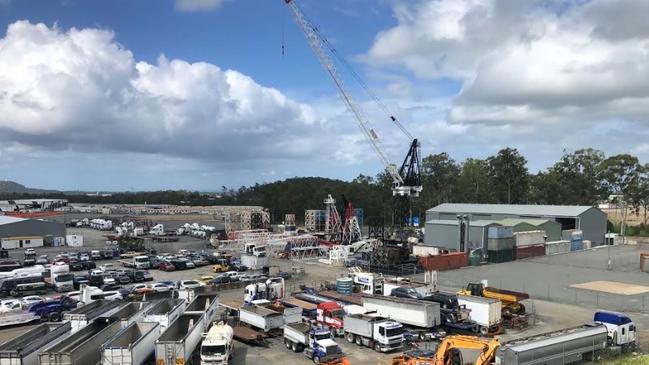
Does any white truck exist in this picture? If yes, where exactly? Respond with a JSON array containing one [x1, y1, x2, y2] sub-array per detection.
[[200, 322, 234, 365], [361, 294, 443, 340], [457, 294, 502, 334], [239, 305, 284, 334], [342, 313, 404, 353], [119, 256, 151, 270], [244, 278, 285, 304], [102, 322, 161, 365], [156, 313, 205, 365], [44, 265, 74, 292], [283, 323, 344, 364]]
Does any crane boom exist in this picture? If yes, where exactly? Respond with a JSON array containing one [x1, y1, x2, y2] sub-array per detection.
[[284, 0, 422, 197]]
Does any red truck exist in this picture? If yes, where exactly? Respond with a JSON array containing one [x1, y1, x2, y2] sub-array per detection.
[[316, 302, 346, 337]]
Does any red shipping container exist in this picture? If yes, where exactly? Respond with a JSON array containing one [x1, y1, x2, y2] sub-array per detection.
[[515, 244, 545, 260], [418, 252, 468, 271]]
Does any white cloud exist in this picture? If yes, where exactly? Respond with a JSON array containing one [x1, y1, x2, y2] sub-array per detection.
[[366, 0, 649, 143], [174, 0, 227, 12], [0, 20, 325, 163]]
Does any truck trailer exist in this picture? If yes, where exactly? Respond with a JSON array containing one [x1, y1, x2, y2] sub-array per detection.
[[143, 298, 186, 331], [155, 313, 205, 365], [38, 318, 122, 365], [457, 295, 502, 335], [101, 322, 161, 365], [99, 302, 152, 329], [361, 295, 442, 340], [63, 300, 122, 333], [0, 323, 71, 365], [184, 294, 219, 332], [238, 305, 284, 334]]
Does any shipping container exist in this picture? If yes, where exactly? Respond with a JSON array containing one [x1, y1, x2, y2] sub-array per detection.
[[487, 250, 514, 263], [488, 227, 513, 239], [361, 295, 441, 329], [545, 240, 570, 255], [514, 244, 545, 260], [457, 295, 501, 333], [487, 238, 515, 251], [514, 231, 545, 247], [418, 252, 467, 271]]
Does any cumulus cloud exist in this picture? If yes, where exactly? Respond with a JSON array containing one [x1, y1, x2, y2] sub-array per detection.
[[174, 0, 227, 12], [0, 21, 324, 163], [366, 0, 649, 134]]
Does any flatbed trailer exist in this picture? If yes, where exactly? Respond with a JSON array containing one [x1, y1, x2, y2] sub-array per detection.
[[0, 323, 71, 365]]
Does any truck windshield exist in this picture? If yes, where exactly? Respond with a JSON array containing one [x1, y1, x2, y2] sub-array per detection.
[[331, 309, 345, 319], [202, 345, 226, 356], [56, 274, 74, 282], [314, 333, 331, 341], [385, 327, 404, 337]]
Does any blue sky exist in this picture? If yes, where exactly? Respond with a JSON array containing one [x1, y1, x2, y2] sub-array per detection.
[[0, 0, 647, 191]]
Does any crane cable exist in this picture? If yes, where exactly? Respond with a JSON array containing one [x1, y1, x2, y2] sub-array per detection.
[[300, 10, 414, 141]]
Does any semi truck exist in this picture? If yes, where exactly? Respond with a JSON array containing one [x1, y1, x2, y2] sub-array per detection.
[[0, 323, 71, 365], [282, 323, 345, 364], [361, 295, 443, 340], [155, 313, 205, 365], [238, 305, 284, 334], [63, 300, 122, 333], [457, 295, 502, 335], [28, 297, 78, 322], [315, 302, 346, 337], [343, 314, 404, 352], [38, 318, 122, 365], [101, 322, 161, 365], [200, 322, 234, 365], [243, 278, 285, 304], [143, 298, 186, 331], [119, 256, 151, 270]]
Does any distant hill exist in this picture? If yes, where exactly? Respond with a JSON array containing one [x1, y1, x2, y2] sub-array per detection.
[[0, 180, 59, 194]]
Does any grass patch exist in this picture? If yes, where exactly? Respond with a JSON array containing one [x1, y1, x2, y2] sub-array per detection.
[[598, 354, 649, 364]]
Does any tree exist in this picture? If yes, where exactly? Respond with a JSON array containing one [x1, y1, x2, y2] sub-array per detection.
[[529, 171, 565, 205], [420, 153, 460, 207], [456, 158, 491, 203], [548, 149, 605, 205], [628, 164, 649, 225], [487, 148, 529, 204], [600, 154, 641, 198]]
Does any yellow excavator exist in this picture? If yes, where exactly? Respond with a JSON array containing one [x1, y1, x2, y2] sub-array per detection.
[[458, 283, 529, 316], [383, 335, 500, 365]]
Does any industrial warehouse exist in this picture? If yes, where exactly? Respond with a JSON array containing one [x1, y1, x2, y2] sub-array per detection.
[[0, 0, 646, 365]]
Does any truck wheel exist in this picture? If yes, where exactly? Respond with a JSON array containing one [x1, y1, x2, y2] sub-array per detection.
[[355, 336, 362, 346], [312, 356, 320, 364], [419, 332, 427, 341], [471, 325, 480, 333], [284, 339, 290, 349], [291, 342, 298, 352], [373, 343, 382, 352], [345, 333, 354, 343], [479, 326, 488, 335], [49, 312, 61, 322]]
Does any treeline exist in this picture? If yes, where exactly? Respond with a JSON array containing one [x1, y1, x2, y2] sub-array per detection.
[[2, 148, 647, 225]]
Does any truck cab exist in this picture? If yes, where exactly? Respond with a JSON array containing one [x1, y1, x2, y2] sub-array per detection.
[[594, 311, 636, 349], [373, 321, 404, 352], [200, 322, 234, 365], [316, 302, 345, 336], [244, 277, 285, 304], [134, 255, 151, 269], [305, 328, 343, 363], [349, 269, 383, 295]]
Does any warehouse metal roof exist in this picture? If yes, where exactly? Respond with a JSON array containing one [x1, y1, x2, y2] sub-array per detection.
[[0, 216, 27, 225], [498, 218, 554, 227], [427, 203, 597, 217], [426, 219, 500, 227]]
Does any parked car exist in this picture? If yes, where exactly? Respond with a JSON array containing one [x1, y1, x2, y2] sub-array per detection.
[[24, 248, 36, 256], [114, 272, 131, 285], [223, 271, 242, 281], [81, 261, 96, 270], [179, 280, 202, 290], [101, 273, 116, 286], [69, 261, 84, 271], [158, 280, 177, 289], [22, 257, 36, 267], [36, 255, 49, 265], [390, 286, 423, 300], [0, 299, 21, 312], [79, 253, 90, 262], [148, 283, 171, 293], [100, 284, 121, 291], [230, 264, 248, 272], [99, 263, 115, 272], [158, 261, 175, 272], [73, 274, 90, 289], [20, 295, 44, 308], [211, 275, 230, 285], [190, 256, 209, 267], [141, 271, 154, 281], [129, 283, 153, 295]]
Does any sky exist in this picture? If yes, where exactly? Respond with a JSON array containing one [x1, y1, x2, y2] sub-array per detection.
[[0, 0, 647, 191]]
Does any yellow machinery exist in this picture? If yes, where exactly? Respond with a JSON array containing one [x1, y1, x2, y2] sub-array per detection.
[[458, 283, 529, 315], [382, 335, 500, 365]]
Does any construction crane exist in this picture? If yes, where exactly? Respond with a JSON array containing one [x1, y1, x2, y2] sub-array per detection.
[[283, 0, 423, 204], [383, 335, 500, 365]]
